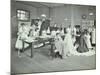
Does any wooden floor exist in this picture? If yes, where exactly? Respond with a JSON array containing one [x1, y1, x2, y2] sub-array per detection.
[[11, 38, 96, 74]]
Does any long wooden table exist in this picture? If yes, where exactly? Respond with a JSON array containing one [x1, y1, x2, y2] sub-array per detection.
[[22, 37, 55, 58]]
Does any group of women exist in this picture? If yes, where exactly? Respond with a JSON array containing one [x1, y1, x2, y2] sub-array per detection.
[[15, 19, 95, 58], [15, 22, 40, 57], [54, 25, 95, 59]]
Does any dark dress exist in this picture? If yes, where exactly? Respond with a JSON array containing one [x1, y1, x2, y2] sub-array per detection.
[[77, 34, 89, 53], [39, 20, 50, 36]]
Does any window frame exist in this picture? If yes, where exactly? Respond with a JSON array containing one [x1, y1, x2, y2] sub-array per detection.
[[16, 9, 30, 21]]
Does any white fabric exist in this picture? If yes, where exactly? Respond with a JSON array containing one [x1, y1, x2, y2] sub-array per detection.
[[47, 27, 50, 34], [38, 21, 42, 31], [92, 28, 96, 44], [42, 30, 47, 36], [60, 29, 64, 35], [15, 36, 29, 50], [51, 30, 56, 37], [33, 31, 39, 37], [84, 34, 92, 49], [55, 35, 63, 55], [15, 26, 29, 49], [66, 28, 72, 35], [63, 33, 74, 58], [56, 30, 60, 34]]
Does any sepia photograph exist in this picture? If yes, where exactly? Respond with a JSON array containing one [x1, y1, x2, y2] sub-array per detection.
[[11, 0, 96, 74]]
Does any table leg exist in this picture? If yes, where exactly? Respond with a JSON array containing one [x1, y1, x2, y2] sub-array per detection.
[[31, 43, 33, 58], [22, 41, 25, 52], [50, 38, 55, 59]]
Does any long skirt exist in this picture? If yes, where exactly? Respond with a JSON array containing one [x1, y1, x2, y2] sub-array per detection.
[[15, 36, 29, 50], [55, 41, 63, 55], [63, 34, 74, 58], [77, 36, 89, 53]]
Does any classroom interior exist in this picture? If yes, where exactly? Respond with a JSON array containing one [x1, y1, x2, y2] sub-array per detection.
[[11, 0, 96, 74]]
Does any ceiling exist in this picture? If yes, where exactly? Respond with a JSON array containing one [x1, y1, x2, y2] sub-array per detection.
[[16, 1, 95, 8], [39, 2, 65, 7], [16, 1, 65, 8]]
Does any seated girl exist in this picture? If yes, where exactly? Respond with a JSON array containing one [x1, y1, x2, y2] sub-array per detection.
[[54, 33, 63, 59]]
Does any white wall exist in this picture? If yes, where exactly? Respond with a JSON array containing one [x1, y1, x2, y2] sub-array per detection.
[[50, 5, 71, 27], [49, 5, 96, 27], [11, 1, 96, 38], [11, 1, 50, 38]]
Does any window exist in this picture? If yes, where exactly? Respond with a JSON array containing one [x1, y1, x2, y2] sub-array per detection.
[[17, 9, 30, 21]]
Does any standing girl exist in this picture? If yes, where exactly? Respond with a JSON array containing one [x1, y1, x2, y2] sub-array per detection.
[[15, 23, 29, 57]]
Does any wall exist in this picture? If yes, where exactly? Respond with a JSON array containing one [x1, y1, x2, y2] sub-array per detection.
[[50, 5, 71, 27], [37, 7, 50, 18], [49, 5, 96, 28], [11, 1, 96, 38], [11, 1, 50, 38]]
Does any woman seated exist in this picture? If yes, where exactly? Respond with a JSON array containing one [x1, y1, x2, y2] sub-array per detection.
[[54, 33, 63, 59]]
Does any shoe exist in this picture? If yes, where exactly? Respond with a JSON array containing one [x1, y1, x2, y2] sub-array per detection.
[[59, 55, 63, 59]]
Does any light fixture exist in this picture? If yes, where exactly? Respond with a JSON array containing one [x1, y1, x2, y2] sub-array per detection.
[[41, 14, 46, 17], [89, 12, 94, 16], [82, 15, 87, 19]]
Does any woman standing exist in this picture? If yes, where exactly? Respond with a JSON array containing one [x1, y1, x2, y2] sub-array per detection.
[[84, 30, 92, 49], [15, 23, 29, 57], [91, 26, 96, 46], [63, 25, 74, 58], [77, 31, 89, 53]]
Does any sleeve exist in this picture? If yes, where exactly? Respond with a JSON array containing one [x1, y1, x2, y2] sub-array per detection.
[[17, 27, 23, 36]]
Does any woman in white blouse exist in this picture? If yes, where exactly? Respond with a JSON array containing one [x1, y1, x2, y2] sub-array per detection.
[[15, 23, 30, 57]]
